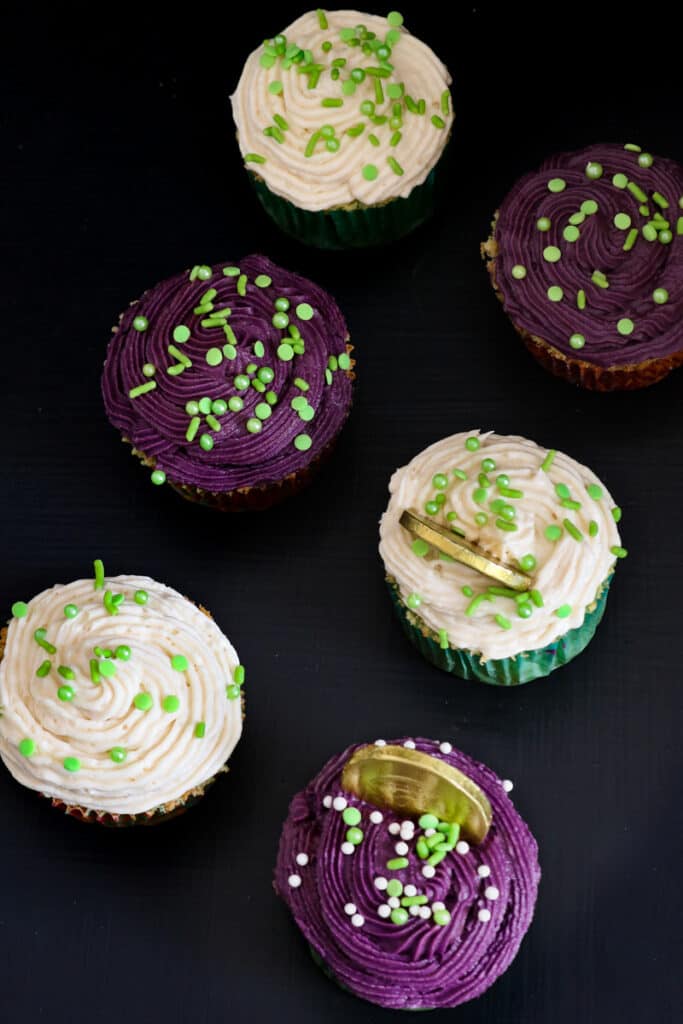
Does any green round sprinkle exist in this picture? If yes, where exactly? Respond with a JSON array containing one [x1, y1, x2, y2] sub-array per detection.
[[473, 487, 488, 504], [642, 223, 658, 242], [254, 274, 271, 288], [185, 400, 199, 416], [134, 589, 148, 605], [142, 363, 156, 378], [612, 173, 628, 189], [199, 434, 214, 452], [465, 436, 480, 451], [134, 692, 153, 711], [228, 397, 244, 412], [386, 879, 403, 898], [274, 297, 290, 312], [387, 83, 403, 99], [234, 375, 250, 391], [198, 397, 212, 414], [63, 756, 81, 773], [555, 483, 570, 500], [171, 654, 188, 672], [226, 683, 241, 700], [173, 325, 190, 344], [233, 664, 245, 686], [519, 554, 537, 572], [569, 333, 585, 350], [536, 217, 551, 231], [291, 396, 308, 412], [555, 604, 572, 618], [419, 813, 439, 829], [351, 68, 366, 82], [162, 695, 180, 714], [338, 352, 351, 371], [433, 908, 451, 926], [346, 826, 364, 845], [387, 10, 404, 26], [391, 908, 409, 926], [255, 402, 272, 421], [611, 545, 628, 559], [547, 285, 564, 302], [585, 161, 603, 180], [563, 226, 580, 243], [110, 747, 127, 764], [341, 81, 356, 97], [246, 418, 262, 435], [268, 80, 283, 95], [653, 288, 669, 305], [132, 315, 148, 332], [99, 660, 116, 678], [11, 601, 28, 618], [260, 53, 275, 69], [424, 500, 439, 516], [19, 738, 35, 757], [406, 593, 422, 610], [223, 266, 240, 277], [294, 434, 312, 451], [545, 524, 563, 541], [297, 404, 314, 422], [517, 602, 533, 619], [211, 399, 228, 416], [206, 347, 223, 367], [638, 152, 653, 168], [581, 199, 599, 215], [511, 264, 527, 279], [586, 483, 603, 500], [617, 318, 634, 336], [475, 512, 488, 526], [57, 685, 75, 702], [432, 473, 448, 490], [115, 645, 131, 661], [360, 100, 375, 116], [434, 493, 446, 507], [342, 807, 362, 826], [277, 343, 294, 361], [150, 469, 166, 486], [255, 367, 273, 385], [659, 229, 673, 244], [223, 343, 237, 360], [481, 458, 496, 472], [548, 178, 566, 193], [362, 163, 379, 181], [614, 212, 631, 230], [543, 245, 561, 263], [272, 312, 289, 329]]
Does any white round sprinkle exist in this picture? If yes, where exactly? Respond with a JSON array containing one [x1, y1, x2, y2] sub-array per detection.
[[370, 810, 384, 824], [378, 904, 391, 919], [288, 874, 302, 888], [422, 865, 436, 879], [432, 901, 445, 912], [333, 796, 347, 811], [477, 865, 491, 878], [341, 842, 354, 856], [388, 896, 400, 909], [403, 740, 416, 749], [485, 886, 500, 901], [502, 779, 514, 793], [401, 820, 414, 831], [395, 842, 409, 856], [344, 902, 357, 916], [409, 905, 421, 917], [424, 828, 436, 837], [322, 795, 332, 808], [400, 825, 415, 840], [374, 876, 388, 891], [419, 906, 432, 920], [439, 741, 453, 754], [403, 884, 417, 898], [456, 840, 470, 855], [375, 739, 386, 747], [296, 852, 309, 867], [351, 914, 365, 928], [478, 908, 492, 922], [388, 822, 401, 835]]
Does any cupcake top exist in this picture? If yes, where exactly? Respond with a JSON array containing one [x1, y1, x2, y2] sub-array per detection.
[[102, 255, 352, 493], [379, 431, 626, 661], [275, 737, 540, 1010], [231, 10, 453, 211], [0, 562, 244, 815], [491, 143, 683, 367]]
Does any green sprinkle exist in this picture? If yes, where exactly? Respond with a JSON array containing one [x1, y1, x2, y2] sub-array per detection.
[[244, 153, 266, 164], [57, 665, 75, 681], [519, 554, 537, 573], [134, 692, 153, 712], [387, 10, 404, 26], [585, 483, 603, 500], [386, 878, 403, 898], [11, 600, 29, 619], [498, 486, 524, 499], [194, 722, 206, 739], [541, 450, 556, 472], [63, 757, 80, 773], [110, 747, 127, 763], [33, 628, 56, 654], [387, 857, 409, 870], [585, 161, 603, 180], [614, 212, 631, 230], [555, 604, 572, 618], [134, 590, 148, 605], [466, 594, 491, 616], [390, 907, 409, 926], [132, 315, 148, 332], [294, 434, 312, 452], [162, 695, 180, 714], [431, 115, 445, 129], [129, 380, 156, 399], [627, 181, 647, 203], [562, 498, 582, 510], [342, 806, 362, 827], [612, 172, 628, 189], [642, 223, 658, 242], [624, 143, 641, 152], [171, 654, 188, 672], [438, 629, 449, 650], [475, 512, 488, 526], [623, 228, 638, 252], [638, 152, 653, 168], [142, 363, 156, 378], [617, 318, 634, 336], [387, 156, 404, 176], [678, 217, 683, 235], [452, 468, 468, 480], [548, 178, 566, 193], [254, 274, 271, 288], [611, 545, 628, 558], [362, 163, 378, 181], [99, 660, 116, 678], [295, 303, 314, 321], [411, 538, 430, 558], [19, 738, 36, 757], [547, 286, 564, 302], [543, 245, 561, 263], [205, 347, 223, 367], [527, 589, 543, 609], [577, 289, 586, 310], [57, 685, 75, 702], [321, 97, 343, 107], [465, 436, 480, 451], [569, 212, 586, 225], [564, 518, 583, 541], [427, 850, 447, 867], [563, 225, 580, 243], [402, 895, 428, 907], [581, 199, 599, 215], [35, 659, 51, 678], [659, 229, 673, 244], [586, 520, 599, 538], [545, 524, 563, 541], [511, 264, 527, 279], [569, 333, 585, 350], [367, 132, 380, 147], [406, 592, 421, 610], [461, 585, 473, 598], [492, 613, 510, 630], [226, 683, 241, 700], [374, 77, 384, 104], [115, 645, 131, 661]]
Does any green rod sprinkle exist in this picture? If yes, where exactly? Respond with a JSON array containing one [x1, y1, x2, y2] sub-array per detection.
[[564, 518, 583, 542], [186, 416, 200, 442], [237, 274, 247, 296], [305, 130, 322, 156], [167, 345, 191, 367], [244, 153, 266, 164], [128, 381, 156, 399], [441, 89, 450, 115], [321, 98, 343, 107], [541, 449, 556, 472], [623, 228, 638, 252], [431, 114, 445, 129], [465, 594, 491, 616], [93, 559, 105, 589], [316, 8, 328, 29], [387, 156, 404, 175], [627, 181, 647, 203], [374, 78, 384, 104]]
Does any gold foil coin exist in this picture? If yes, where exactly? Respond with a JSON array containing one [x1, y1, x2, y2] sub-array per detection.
[[341, 744, 492, 843], [400, 509, 532, 591]]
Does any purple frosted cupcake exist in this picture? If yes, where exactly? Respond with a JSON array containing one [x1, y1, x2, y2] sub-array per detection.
[[275, 737, 540, 1010], [102, 255, 354, 509]]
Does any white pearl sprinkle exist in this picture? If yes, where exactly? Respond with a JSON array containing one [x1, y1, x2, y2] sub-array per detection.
[[374, 876, 388, 891], [288, 874, 302, 888], [344, 902, 357, 916], [409, 905, 421, 916], [432, 901, 445, 912], [477, 865, 491, 878], [351, 914, 365, 928], [403, 884, 417, 898], [341, 842, 354, 856], [375, 739, 386, 747], [400, 820, 414, 831], [439, 741, 453, 754], [456, 840, 470, 855], [485, 886, 500, 901], [419, 906, 432, 920], [387, 896, 400, 909], [377, 904, 391, 919], [478, 908, 492, 922], [323, 795, 332, 808], [395, 842, 409, 856], [422, 865, 436, 879], [424, 828, 436, 837], [388, 822, 401, 835], [333, 796, 347, 811], [502, 779, 514, 793], [400, 825, 415, 840], [370, 810, 384, 824], [403, 740, 416, 749], [296, 852, 309, 867]]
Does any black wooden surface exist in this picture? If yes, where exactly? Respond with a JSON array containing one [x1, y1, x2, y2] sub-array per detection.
[[2, 4, 682, 1022]]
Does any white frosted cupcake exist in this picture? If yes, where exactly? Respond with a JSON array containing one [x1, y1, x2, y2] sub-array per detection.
[[379, 431, 627, 685], [0, 561, 245, 824], [231, 9, 453, 247]]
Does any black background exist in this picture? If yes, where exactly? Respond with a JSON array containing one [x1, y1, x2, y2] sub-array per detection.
[[2, 3, 682, 1021]]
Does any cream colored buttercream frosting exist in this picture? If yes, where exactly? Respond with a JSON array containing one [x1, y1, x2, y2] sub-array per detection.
[[379, 431, 624, 661], [0, 573, 243, 814], [231, 9, 453, 211]]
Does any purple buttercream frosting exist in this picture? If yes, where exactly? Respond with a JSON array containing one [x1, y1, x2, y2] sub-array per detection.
[[493, 143, 683, 366], [274, 738, 540, 1010], [102, 256, 352, 491]]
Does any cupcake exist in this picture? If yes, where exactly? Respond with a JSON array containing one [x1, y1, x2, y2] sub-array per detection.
[[0, 560, 245, 825], [231, 10, 453, 248], [102, 255, 354, 510], [275, 737, 540, 1010], [482, 143, 683, 390], [379, 430, 627, 685]]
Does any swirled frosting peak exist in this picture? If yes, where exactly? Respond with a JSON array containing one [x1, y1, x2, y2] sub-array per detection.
[[492, 143, 683, 367], [102, 255, 352, 492], [231, 10, 453, 211], [274, 738, 540, 1010], [379, 431, 625, 661], [0, 566, 243, 814]]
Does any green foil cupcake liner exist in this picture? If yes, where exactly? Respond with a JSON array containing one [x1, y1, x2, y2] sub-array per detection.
[[248, 167, 441, 249], [387, 577, 612, 686]]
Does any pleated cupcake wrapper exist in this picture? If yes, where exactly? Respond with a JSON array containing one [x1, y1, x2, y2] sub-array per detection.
[[387, 577, 612, 686], [481, 225, 683, 391]]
